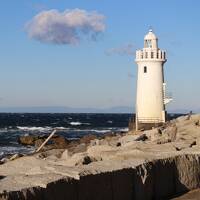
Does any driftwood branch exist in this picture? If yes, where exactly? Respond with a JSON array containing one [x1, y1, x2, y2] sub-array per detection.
[[35, 129, 57, 153]]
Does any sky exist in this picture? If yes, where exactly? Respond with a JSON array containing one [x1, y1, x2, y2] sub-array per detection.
[[0, 0, 200, 112]]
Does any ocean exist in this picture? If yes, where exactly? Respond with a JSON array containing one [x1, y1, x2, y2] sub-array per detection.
[[0, 113, 132, 159]]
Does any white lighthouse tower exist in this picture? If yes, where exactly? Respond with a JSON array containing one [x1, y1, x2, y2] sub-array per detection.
[[135, 29, 172, 130]]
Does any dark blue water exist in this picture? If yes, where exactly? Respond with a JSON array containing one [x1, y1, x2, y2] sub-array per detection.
[[0, 113, 132, 158]]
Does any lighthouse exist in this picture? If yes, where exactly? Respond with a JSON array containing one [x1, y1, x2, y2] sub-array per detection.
[[135, 29, 172, 130]]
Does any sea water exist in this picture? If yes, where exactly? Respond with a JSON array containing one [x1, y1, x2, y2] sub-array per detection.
[[0, 113, 132, 158]]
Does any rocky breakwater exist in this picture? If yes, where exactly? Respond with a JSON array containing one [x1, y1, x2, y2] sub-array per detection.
[[1, 115, 200, 199], [18, 134, 69, 149], [18, 133, 100, 154]]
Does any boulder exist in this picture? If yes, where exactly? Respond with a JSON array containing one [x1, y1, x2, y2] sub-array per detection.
[[135, 134, 148, 141], [119, 135, 141, 145], [87, 145, 116, 161], [75, 155, 96, 166], [19, 134, 69, 150], [51, 135, 69, 148], [79, 134, 98, 144], [144, 128, 162, 142], [90, 139, 100, 146], [103, 134, 122, 147], [35, 139, 44, 148], [163, 125, 178, 142], [69, 143, 87, 154], [63, 152, 98, 166], [173, 141, 197, 151], [18, 135, 39, 145], [61, 150, 70, 160], [37, 149, 65, 159]]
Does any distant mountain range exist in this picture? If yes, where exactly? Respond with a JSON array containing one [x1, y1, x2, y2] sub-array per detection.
[[0, 106, 135, 113], [0, 106, 196, 114]]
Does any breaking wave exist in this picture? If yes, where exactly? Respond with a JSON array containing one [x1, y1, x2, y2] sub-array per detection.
[[0, 146, 34, 159], [69, 122, 91, 126], [118, 128, 129, 132], [17, 126, 52, 132]]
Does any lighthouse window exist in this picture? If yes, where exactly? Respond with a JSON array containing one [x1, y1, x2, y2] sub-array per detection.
[[145, 40, 152, 48], [144, 66, 147, 73]]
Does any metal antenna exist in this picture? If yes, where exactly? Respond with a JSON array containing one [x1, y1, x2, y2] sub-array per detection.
[[149, 25, 153, 32]]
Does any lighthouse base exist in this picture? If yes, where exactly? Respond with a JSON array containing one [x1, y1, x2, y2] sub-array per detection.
[[136, 122, 164, 131], [135, 111, 167, 131]]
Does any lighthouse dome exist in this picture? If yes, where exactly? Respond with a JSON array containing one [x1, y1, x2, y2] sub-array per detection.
[[144, 29, 158, 49], [144, 29, 157, 40]]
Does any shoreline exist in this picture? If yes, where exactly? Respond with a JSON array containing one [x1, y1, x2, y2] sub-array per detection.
[[1, 114, 200, 199]]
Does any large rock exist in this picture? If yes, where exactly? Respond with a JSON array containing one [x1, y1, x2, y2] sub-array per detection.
[[79, 134, 98, 144], [18, 135, 39, 145], [50, 135, 69, 149], [62, 152, 98, 166], [37, 149, 65, 159], [18, 134, 69, 150], [61, 150, 70, 160], [162, 125, 178, 142], [87, 145, 117, 160], [144, 128, 162, 142]]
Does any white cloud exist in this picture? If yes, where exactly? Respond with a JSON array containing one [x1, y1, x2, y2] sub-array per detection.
[[105, 44, 135, 56], [26, 9, 106, 45]]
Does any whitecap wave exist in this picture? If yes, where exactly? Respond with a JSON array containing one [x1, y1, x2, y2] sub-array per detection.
[[55, 127, 69, 130], [91, 129, 111, 133], [69, 122, 90, 126], [70, 122, 82, 126], [74, 129, 111, 133], [17, 126, 69, 132], [68, 137, 79, 140], [0, 128, 8, 133], [118, 128, 129, 132], [17, 126, 52, 132], [0, 146, 35, 159]]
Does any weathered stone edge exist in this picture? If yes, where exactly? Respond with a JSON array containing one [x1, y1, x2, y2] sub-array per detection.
[[1, 154, 200, 200]]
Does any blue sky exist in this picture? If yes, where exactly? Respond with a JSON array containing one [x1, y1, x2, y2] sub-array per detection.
[[0, 0, 200, 112]]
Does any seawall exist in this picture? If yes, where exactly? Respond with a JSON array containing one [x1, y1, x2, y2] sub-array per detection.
[[1, 154, 200, 200]]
